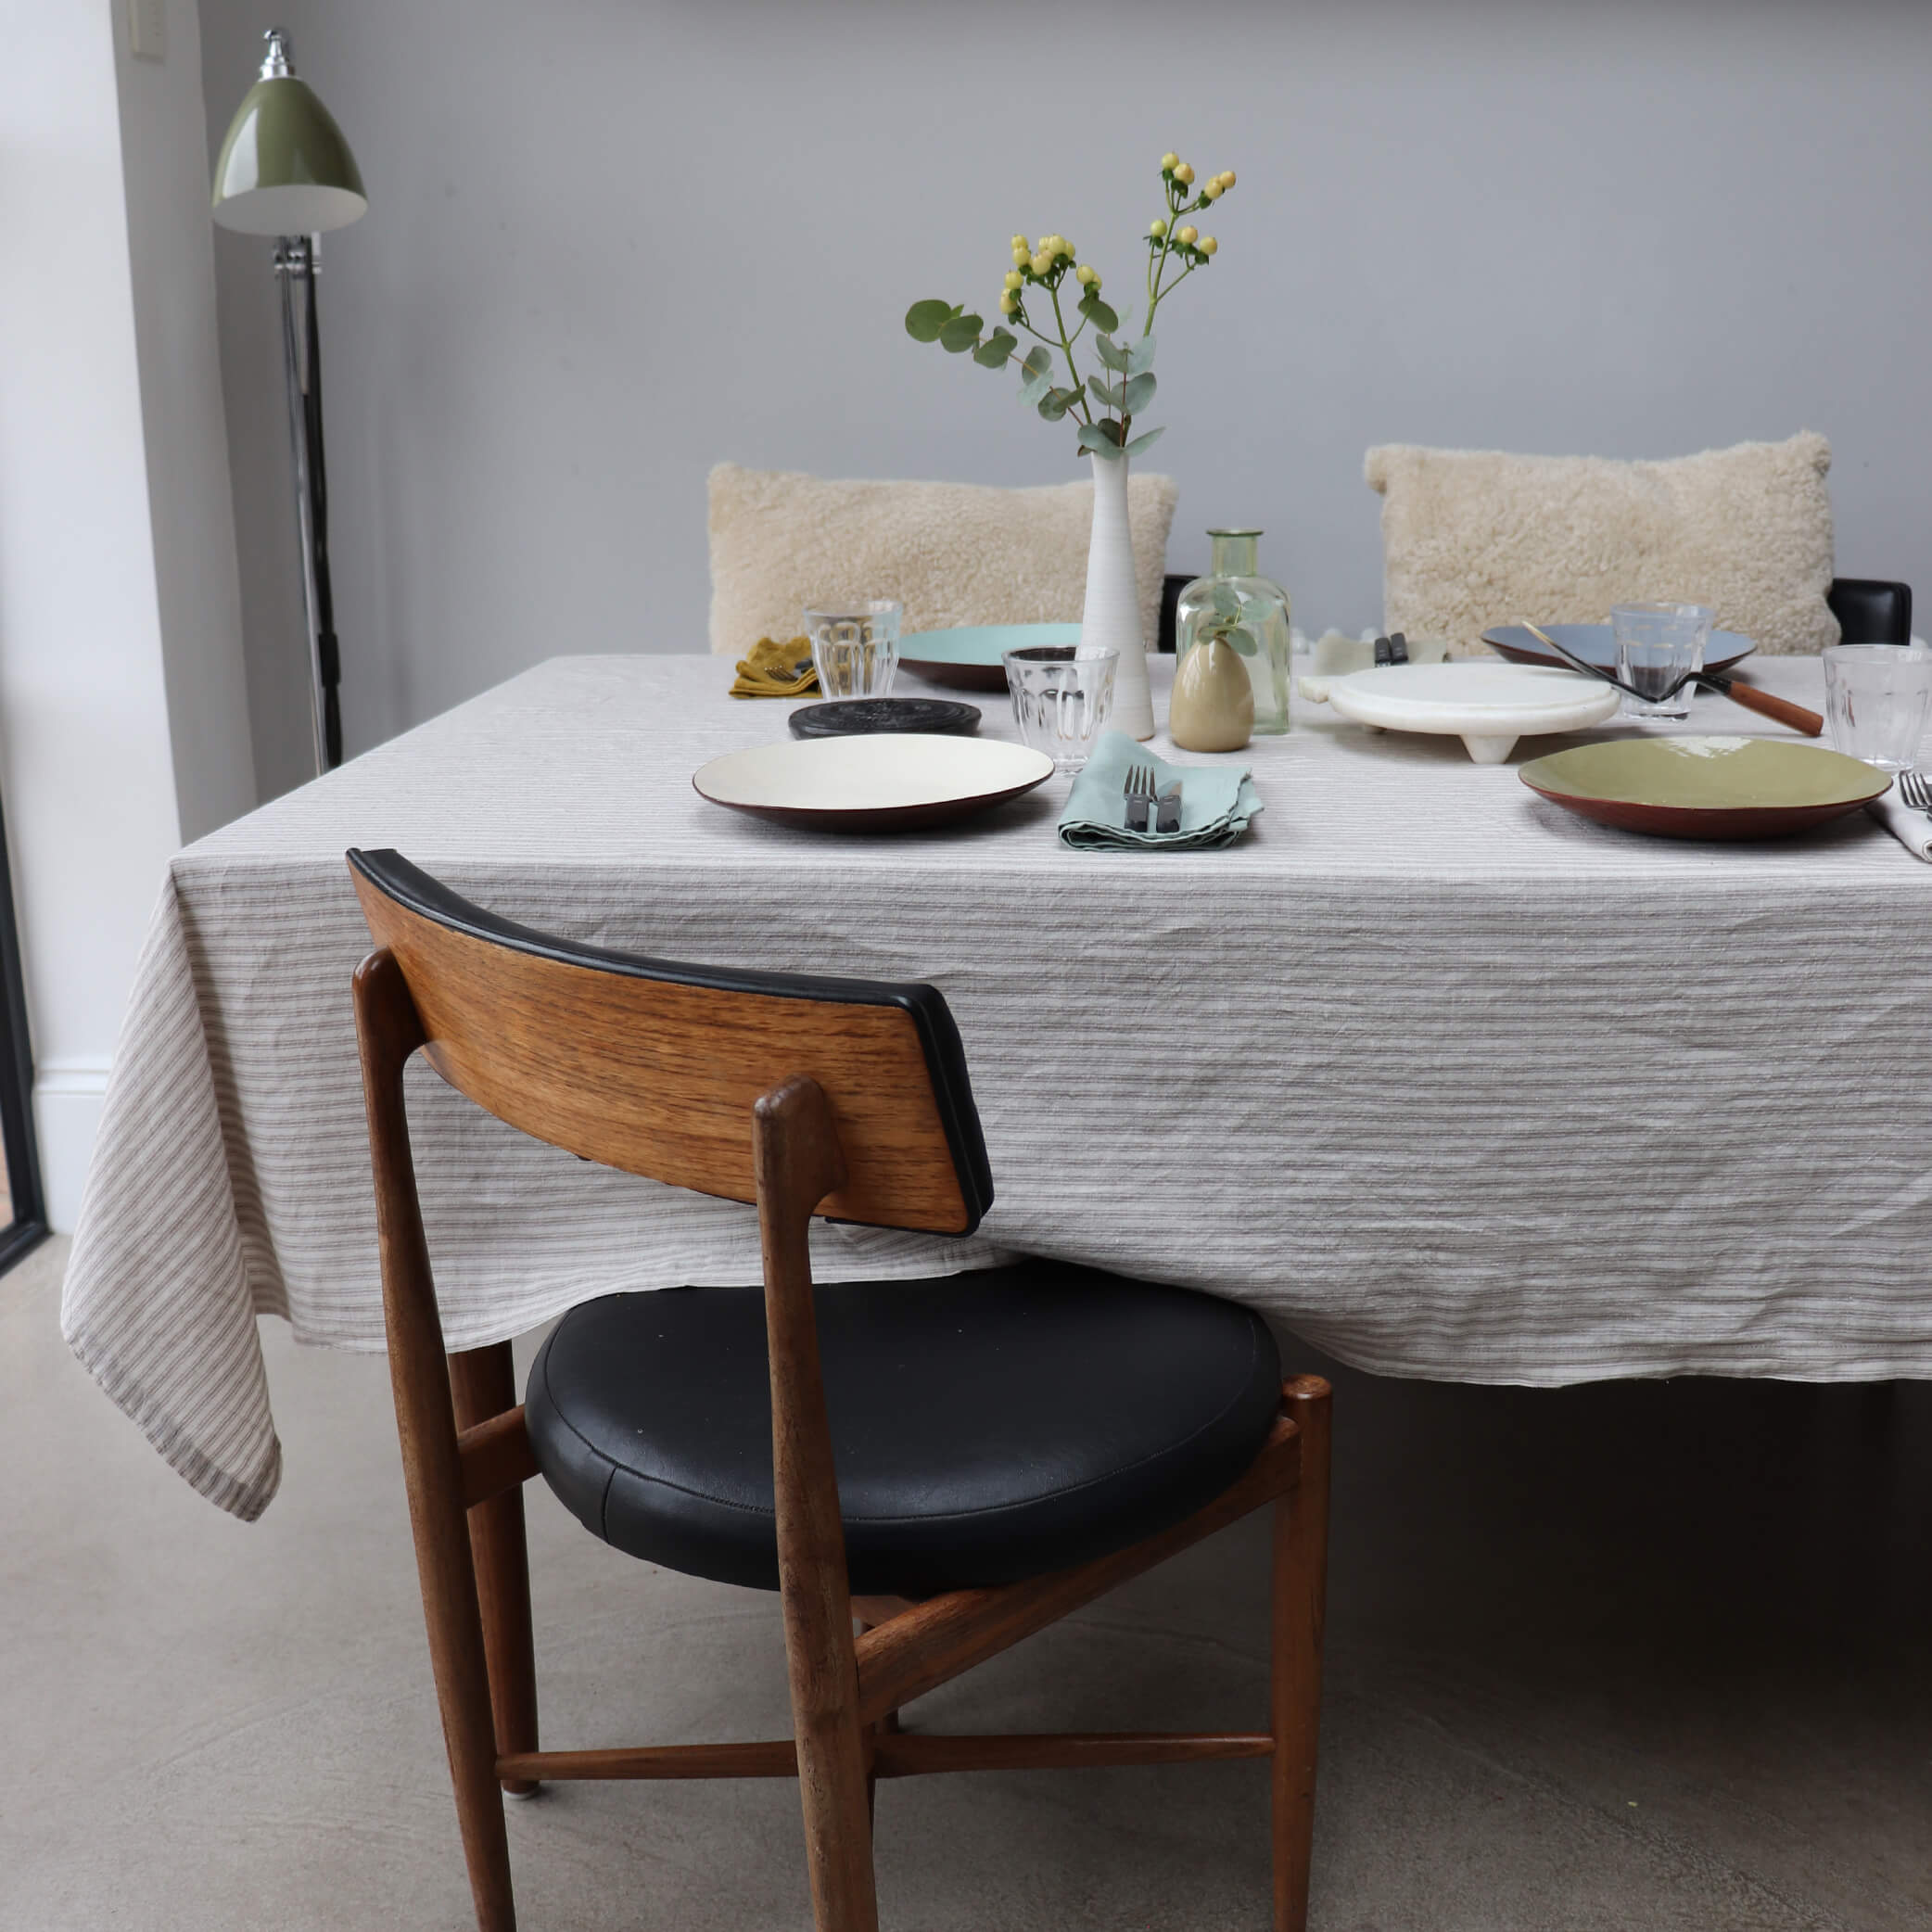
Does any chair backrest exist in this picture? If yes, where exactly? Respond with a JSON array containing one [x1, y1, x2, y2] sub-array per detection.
[[348, 849, 993, 1237], [1827, 578, 1913, 645]]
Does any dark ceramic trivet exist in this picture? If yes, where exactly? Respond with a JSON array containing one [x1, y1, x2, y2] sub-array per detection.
[[788, 697, 983, 740]]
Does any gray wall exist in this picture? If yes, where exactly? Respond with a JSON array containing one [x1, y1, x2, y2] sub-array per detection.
[[199, 0, 1932, 800], [118, 0, 257, 843]]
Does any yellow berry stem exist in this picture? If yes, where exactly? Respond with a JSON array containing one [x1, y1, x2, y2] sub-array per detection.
[[1045, 280, 1096, 427]]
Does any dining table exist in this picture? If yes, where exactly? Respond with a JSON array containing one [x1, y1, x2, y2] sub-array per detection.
[[60, 650, 1932, 1523]]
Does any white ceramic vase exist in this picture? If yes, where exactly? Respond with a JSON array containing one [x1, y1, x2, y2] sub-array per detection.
[[1081, 451, 1154, 740]]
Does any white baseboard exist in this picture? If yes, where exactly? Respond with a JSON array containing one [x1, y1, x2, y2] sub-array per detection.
[[33, 1057, 110, 1233]]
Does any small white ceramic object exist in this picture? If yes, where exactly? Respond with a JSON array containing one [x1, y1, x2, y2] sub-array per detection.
[[1316, 662, 1620, 763], [693, 733, 1054, 831], [1307, 630, 1453, 676]]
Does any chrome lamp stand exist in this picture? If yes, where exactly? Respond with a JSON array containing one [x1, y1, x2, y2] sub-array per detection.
[[273, 235, 340, 774]]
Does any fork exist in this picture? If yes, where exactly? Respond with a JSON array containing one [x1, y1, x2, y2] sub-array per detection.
[[1123, 760, 1158, 833], [1899, 769, 1932, 817]]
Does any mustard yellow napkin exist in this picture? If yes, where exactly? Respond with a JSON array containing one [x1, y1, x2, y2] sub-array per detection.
[[731, 635, 819, 698]]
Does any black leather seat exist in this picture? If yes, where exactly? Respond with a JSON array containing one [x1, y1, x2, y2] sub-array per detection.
[[527, 1261, 1282, 1598]]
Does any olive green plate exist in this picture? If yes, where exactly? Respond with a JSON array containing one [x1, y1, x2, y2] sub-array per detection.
[[1519, 736, 1891, 839]]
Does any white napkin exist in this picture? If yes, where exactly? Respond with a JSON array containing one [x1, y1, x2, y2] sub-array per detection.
[[1866, 792, 1932, 860]]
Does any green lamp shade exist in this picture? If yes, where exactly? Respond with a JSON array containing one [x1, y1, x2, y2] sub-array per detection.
[[212, 75, 367, 235]]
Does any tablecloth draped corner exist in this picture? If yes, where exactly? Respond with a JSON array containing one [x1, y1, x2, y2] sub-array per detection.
[[60, 869, 285, 1520], [61, 1307, 284, 1519]]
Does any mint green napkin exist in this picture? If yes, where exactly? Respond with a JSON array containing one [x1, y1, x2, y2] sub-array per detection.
[[1059, 730, 1264, 850]]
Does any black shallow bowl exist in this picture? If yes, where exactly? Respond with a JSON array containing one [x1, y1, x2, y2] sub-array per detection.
[[788, 698, 982, 740]]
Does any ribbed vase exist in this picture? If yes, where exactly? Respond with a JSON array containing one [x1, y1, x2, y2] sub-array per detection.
[[1081, 451, 1154, 740]]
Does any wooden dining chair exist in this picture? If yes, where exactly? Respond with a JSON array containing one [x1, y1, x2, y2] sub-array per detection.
[[347, 846, 1331, 1932]]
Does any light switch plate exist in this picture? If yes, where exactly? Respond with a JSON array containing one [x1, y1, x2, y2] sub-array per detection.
[[129, 0, 164, 61]]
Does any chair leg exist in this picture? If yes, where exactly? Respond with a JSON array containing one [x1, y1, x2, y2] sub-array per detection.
[[784, 1609, 876, 1932], [391, 1359, 517, 1932], [855, 1609, 899, 1830], [756, 1079, 878, 1932], [450, 1343, 541, 1795], [1272, 1377, 1332, 1932], [357, 956, 515, 1930], [865, 1708, 900, 1828]]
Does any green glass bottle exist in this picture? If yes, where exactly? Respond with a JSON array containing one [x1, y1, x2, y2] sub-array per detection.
[[1176, 529, 1293, 734]]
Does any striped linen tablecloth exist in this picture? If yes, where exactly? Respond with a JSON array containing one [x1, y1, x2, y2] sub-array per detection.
[[62, 654, 1932, 1520]]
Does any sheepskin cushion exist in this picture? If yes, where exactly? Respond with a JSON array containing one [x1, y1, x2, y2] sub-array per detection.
[[1364, 433, 1837, 656], [707, 462, 1179, 655]]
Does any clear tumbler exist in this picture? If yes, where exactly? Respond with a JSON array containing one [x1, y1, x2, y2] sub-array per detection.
[[1610, 602, 1714, 720], [1002, 644, 1118, 771], [803, 601, 902, 699], [1823, 642, 1932, 771]]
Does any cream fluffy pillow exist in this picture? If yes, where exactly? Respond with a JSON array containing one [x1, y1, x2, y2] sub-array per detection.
[[707, 463, 1179, 655], [1364, 433, 1837, 656]]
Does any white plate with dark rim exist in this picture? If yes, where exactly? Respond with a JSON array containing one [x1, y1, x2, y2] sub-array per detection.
[[693, 734, 1055, 832]]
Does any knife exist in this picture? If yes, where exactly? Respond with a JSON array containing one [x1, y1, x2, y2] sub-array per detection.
[[1156, 782, 1182, 833]]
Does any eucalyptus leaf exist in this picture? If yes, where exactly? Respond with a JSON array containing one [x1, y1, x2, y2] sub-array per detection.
[[1078, 293, 1120, 333], [1123, 426, 1165, 458], [1096, 333, 1131, 373], [939, 313, 984, 353], [1087, 374, 1125, 411], [1022, 344, 1054, 378], [1239, 598, 1276, 628], [1076, 423, 1125, 457], [1017, 365, 1054, 406], [1122, 371, 1156, 414], [1211, 583, 1242, 617], [1226, 626, 1259, 656], [1037, 388, 1075, 421], [1127, 333, 1157, 375], [973, 329, 1017, 369], [905, 299, 953, 343]]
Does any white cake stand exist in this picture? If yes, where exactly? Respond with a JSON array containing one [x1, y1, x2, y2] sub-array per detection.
[[1303, 662, 1621, 764]]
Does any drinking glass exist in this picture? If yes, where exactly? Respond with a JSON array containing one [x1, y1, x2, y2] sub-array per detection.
[[1822, 642, 1932, 771], [1610, 602, 1714, 720], [1003, 644, 1117, 771], [803, 600, 901, 699]]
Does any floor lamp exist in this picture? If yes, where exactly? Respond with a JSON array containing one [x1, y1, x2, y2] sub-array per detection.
[[211, 29, 367, 775]]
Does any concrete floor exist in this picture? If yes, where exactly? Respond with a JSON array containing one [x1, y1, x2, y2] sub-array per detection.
[[4, 1235, 1928, 1930]]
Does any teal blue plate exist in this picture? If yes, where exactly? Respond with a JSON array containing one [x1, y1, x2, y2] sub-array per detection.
[[899, 623, 1082, 692]]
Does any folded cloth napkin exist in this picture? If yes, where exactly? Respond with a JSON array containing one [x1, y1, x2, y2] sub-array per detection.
[[1059, 730, 1264, 851], [1865, 791, 1932, 860], [731, 635, 819, 698]]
